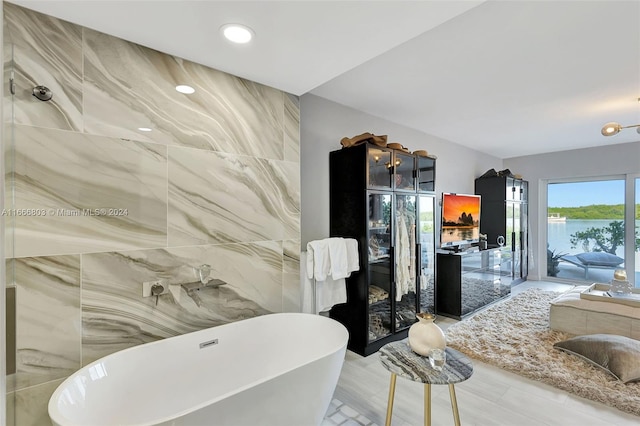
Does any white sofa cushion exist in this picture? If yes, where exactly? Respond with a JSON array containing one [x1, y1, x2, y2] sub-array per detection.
[[549, 286, 640, 339]]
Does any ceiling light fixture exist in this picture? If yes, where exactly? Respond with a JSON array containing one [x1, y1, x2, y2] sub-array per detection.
[[600, 121, 640, 136], [220, 23, 254, 44], [175, 85, 195, 94], [138, 127, 152, 132]]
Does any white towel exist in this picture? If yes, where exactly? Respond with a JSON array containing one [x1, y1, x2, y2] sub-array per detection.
[[306, 239, 331, 281], [301, 251, 347, 313], [344, 238, 360, 275], [328, 237, 349, 279], [302, 238, 360, 313]]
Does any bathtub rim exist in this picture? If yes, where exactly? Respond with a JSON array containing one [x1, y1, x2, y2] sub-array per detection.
[[48, 313, 348, 426]]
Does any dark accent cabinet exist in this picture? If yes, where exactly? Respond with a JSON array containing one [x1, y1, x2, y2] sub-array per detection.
[[474, 176, 528, 285], [329, 143, 436, 356], [436, 248, 511, 319]]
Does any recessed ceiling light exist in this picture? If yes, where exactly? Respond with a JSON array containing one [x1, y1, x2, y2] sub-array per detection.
[[220, 23, 254, 44], [138, 127, 152, 132], [175, 85, 195, 94]]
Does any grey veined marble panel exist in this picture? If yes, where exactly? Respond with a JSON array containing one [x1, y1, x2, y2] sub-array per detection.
[[4, 3, 83, 131], [12, 379, 64, 426], [168, 146, 300, 246], [283, 239, 302, 312], [11, 125, 167, 257], [83, 28, 285, 159], [13, 255, 81, 392], [284, 93, 300, 163], [81, 241, 282, 364]]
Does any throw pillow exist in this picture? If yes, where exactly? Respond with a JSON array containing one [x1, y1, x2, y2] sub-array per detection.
[[576, 252, 624, 267], [553, 334, 640, 383]]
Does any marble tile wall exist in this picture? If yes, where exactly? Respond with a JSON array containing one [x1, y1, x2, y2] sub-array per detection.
[[3, 3, 300, 424]]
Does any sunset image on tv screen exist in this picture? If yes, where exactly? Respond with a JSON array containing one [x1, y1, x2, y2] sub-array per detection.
[[442, 194, 480, 225]]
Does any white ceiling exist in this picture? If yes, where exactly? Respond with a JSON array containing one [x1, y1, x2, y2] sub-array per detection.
[[10, 0, 640, 159]]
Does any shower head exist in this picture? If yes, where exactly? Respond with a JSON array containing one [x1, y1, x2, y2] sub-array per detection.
[[32, 85, 52, 101]]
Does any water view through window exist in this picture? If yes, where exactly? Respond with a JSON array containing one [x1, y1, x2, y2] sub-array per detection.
[[547, 180, 631, 283]]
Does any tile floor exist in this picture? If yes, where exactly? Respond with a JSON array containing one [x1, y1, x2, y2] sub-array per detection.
[[322, 399, 379, 426], [326, 280, 640, 426]]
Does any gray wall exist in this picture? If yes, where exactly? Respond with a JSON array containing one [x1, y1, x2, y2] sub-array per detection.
[[300, 93, 502, 247], [505, 141, 640, 280], [301, 94, 640, 282]]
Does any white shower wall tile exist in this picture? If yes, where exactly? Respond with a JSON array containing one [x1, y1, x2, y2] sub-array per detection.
[[13, 255, 81, 392], [168, 146, 299, 246], [3, 2, 83, 131], [81, 241, 282, 364], [11, 124, 168, 257], [82, 28, 285, 159]]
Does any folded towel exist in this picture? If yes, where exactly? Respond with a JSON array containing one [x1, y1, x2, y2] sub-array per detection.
[[328, 237, 349, 279], [344, 238, 360, 276], [301, 251, 347, 313], [303, 238, 361, 313], [306, 239, 331, 281]]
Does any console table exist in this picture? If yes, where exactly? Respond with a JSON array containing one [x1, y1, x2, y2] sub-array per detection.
[[436, 248, 511, 319], [379, 340, 473, 426]]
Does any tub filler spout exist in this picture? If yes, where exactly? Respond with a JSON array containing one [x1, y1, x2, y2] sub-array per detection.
[[179, 279, 228, 307]]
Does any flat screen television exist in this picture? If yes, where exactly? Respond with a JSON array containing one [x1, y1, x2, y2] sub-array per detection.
[[440, 193, 481, 250]]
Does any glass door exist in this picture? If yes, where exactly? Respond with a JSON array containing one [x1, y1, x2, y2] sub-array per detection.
[[367, 192, 392, 342], [417, 195, 435, 313], [635, 177, 639, 286], [546, 179, 626, 282], [513, 202, 522, 279], [367, 146, 392, 189], [394, 194, 417, 331], [3, 40, 16, 424], [394, 152, 416, 191], [417, 156, 435, 192]]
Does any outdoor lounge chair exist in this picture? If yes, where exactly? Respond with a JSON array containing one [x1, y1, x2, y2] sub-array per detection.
[[560, 253, 624, 279]]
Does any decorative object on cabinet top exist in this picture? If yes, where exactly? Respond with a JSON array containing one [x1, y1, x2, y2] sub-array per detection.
[[340, 132, 387, 148], [412, 149, 437, 159], [339, 133, 438, 160], [477, 168, 523, 179], [386, 142, 409, 152]]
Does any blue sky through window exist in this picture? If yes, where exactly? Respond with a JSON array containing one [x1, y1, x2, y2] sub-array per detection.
[[548, 180, 624, 207]]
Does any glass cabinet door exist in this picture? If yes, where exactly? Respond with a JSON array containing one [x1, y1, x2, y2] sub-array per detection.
[[513, 202, 522, 279], [520, 180, 528, 202], [418, 195, 435, 313], [367, 192, 392, 342], [367, 147, 392, 189], [417, 156, 435, 192], [506, 177, 518, 201], [394, 152, 416, 191], [394, 194, 417, 331]]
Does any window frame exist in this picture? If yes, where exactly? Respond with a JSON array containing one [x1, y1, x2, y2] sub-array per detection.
[[542, 174, 636, 285]]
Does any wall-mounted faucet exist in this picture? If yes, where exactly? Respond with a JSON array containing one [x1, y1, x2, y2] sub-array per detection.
[[194, 264, 212, 284], [150, 283, 164, 306], [180, 278, 227, 307], [143, 280, 168, 306], [142, 264, 227, 307]]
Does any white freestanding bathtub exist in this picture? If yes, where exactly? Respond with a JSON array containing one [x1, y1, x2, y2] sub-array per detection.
[[48, 313, 348, 426]]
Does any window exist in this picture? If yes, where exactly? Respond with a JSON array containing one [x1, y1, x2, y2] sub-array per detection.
[[635, 177, 640, 284], [546, 178, 633, 283]]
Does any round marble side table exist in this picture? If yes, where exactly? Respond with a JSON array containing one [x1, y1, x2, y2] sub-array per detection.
[[379, 340, 473, 426]]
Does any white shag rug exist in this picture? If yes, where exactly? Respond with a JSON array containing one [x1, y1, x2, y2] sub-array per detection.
[[445, 288, 640, 417]]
